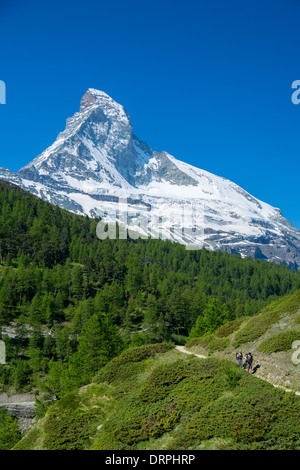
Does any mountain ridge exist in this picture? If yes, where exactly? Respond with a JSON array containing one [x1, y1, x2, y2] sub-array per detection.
[[1, 88, 300, 267]]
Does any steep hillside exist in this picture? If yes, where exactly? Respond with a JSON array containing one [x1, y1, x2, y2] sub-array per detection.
[[186, 290, 300, 393], [1, 180, 300, 451], [13, 343, 300, 450]]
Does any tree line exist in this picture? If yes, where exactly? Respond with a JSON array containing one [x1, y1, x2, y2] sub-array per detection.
[[0, 180, 299, 397]]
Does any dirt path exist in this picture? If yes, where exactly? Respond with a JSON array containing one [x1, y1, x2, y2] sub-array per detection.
[[175, 345, 207, 359], [175, 345, 300, 396]]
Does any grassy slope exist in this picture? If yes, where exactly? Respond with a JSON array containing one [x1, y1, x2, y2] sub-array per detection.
[[186, 289, 300, 393], [14, 342, 300, 451]]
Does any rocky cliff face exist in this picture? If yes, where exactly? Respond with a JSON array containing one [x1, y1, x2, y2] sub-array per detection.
[[1, 88, 300, 268], [0, 393, 36, 433]]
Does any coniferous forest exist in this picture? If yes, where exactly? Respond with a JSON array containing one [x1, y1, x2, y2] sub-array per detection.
[[0, 179, 300, 402]]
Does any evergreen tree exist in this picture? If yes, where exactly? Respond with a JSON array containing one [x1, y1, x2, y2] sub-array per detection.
[[189, 298, 230, 339], [0, 409, 21, 450]]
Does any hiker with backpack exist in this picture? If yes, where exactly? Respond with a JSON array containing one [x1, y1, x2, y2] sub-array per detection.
[[236, 351, 243, 367], [245, 352, 253, 373]]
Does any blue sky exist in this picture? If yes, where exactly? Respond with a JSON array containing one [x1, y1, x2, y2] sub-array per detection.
[[0, 0, 300, 228]]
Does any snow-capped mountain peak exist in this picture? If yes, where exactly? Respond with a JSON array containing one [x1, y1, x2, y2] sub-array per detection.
[[1, 89, 300, 268]]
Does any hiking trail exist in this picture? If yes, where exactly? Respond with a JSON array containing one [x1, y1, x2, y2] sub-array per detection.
[[175, 345, 300, 396]]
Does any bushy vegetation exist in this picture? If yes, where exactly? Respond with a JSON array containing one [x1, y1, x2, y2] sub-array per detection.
[[232, 310, 280, 347], [42, 391, 101, 450], [14, 385, 106, 450], [93, 343, 174, 390], [0, 408, 21, 450], [177, 389, 300, 450], [14, 345, 300, 450], [0, 181, 300, 451], [1, 181, 299, 396], [215, 320, 241, 338], [257, 330, 300, 354], [233, 289, 300, 348], [185, 334, 229, 353], [92, 353, 238, 450]]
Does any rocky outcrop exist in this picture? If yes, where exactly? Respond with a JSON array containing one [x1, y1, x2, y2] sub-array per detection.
[[0, 393, 36, 433], [1, 403, 36, 434]]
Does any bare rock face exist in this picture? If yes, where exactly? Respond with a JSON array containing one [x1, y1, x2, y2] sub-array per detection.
[[0, 393, 36, 433], [0, 89, 300, 268], [2, 404, 36, 433]]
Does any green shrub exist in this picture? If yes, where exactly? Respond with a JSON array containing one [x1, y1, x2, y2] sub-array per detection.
[[257, 330, 300, 354], [42, 390, 102, 450], [171, 334, 188, 345], [94, 343, 174, 386], [207, 337, 230, 352], [44, 409, 100, 450], [233, 310, 281, 347], [115, 343, 174, 365], [185, 334, 212, 350], [14, 341, 300, 451], [94, 357, 227, 450], [222, 364, 241, 390], [13, 427, 40, 450], [273, 290, 300, 315], [139, 361, 190, 403], [108, 406, 181, 446], [179, 392, 280, 445], [215, 320, 241, 338], [186, 335, 229, 353], [232, 289, 300, 348], [294, 315, 300, 325], [0, 408, 21, 450], [165, 376, 294, 451]]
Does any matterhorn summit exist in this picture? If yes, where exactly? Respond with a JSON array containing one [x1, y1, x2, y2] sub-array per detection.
[[1, 89, 300, 267]]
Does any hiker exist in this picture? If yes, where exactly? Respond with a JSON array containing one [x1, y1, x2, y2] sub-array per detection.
[[236, 351, 243, 367], [245, 352, 253, 373]]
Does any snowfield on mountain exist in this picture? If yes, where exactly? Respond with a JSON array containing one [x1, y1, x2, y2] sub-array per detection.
[[1, 89, 300, 267]]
